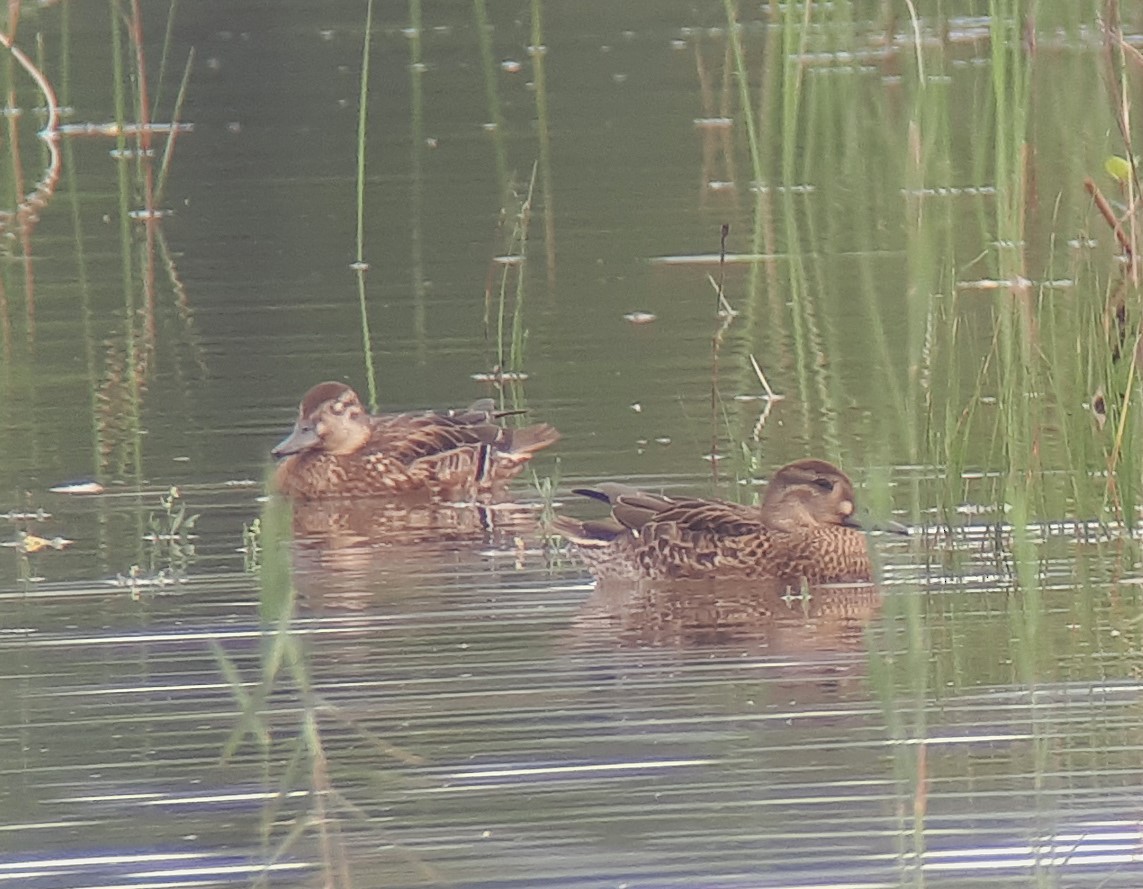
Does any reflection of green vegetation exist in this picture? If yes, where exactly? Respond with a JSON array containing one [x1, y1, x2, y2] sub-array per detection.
[[0, 2, 198, 549], [241, 517, 262, 574], [530, 0, 556, 287], [409, 0, 427, 363], [0, 1, 210, 590], [473, 0, 510, 202]]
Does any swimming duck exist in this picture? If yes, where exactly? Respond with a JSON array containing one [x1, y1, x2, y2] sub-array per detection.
[[552, 459, 906, 585], [272, 381, 559, 500]]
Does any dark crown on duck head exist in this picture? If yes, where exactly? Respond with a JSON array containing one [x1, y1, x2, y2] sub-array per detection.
[[299, 381, 360, 418]]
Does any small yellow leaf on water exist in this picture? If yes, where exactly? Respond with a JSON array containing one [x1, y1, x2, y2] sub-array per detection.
[[1105, 155, 1132, 183], [16, 533, 74, 553]]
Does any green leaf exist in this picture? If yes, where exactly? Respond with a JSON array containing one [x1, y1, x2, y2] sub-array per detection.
[[1106, 155, 1132, 183]]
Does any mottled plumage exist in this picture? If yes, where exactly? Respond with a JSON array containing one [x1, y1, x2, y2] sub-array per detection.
[[272, 381, 559, 500], [553, 459, 906, 585]]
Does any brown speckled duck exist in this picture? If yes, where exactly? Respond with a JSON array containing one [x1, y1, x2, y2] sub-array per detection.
[[552, 459, 906, 585], [272, 381, 559, 500]]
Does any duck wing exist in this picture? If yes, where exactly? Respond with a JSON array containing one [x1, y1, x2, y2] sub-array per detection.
[[373, 409, 557, 464], [572, 485, 762, 538], [443, 398, 527, 424], [372, 411, 502, 465]]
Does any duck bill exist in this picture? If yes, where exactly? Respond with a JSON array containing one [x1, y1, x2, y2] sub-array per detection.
[[843, 514, 910, 536], [272, 425, 319, 458]]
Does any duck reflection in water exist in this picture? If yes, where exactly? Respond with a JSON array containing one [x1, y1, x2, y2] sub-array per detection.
[[571, 575, 884, 657], [283, 498, 544, 611], [554, 459, 909, 653], [563, 576, 887, 710]]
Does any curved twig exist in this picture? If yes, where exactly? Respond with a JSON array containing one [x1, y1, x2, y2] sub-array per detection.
[[0, 29, 62, 227]]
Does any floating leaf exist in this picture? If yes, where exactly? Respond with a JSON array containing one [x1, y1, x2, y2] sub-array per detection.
[[18, 533, 73, 553]]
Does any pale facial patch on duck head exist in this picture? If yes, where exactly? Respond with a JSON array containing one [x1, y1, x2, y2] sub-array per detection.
[[272, 382, 371, 458], [314, 389, 371, 455]]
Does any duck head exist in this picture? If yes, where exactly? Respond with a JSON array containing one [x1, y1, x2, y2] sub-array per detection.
[[272, 382, 372, 458], [761, 459, 866, 531], [761, 459, 909, 535]]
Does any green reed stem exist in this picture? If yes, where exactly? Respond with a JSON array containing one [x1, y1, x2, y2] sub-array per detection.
[[356, 0, 378, 407], [498, 171, 528, 375], [509, 167, 533, 373], [991, 0, 1040, 577], [510, 182, 531, 373], [109, 0, 143, 489], [779, 0, 809, 186], [722, 0, 762, 185], [356, 0, 374, 267]]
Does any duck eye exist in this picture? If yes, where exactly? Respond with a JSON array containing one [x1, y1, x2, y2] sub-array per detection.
[[812, 477, 834, 492]]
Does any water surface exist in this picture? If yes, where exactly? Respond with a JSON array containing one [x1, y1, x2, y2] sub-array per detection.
[[3, 2, 1143, 887]]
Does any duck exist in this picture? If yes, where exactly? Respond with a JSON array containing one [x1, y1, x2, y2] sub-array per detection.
[[552, 458, 907, 585], [272, 381, 560, 500]]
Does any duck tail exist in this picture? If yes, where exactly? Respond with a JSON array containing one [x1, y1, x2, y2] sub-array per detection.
[[550, 515, 623, 546], [460, 398, 529, 421], [550, 515, 589, 545], [500, 423, 560, 459]]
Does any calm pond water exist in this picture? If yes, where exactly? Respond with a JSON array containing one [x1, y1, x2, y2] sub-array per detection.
[[4, 1, 1143, 887]]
